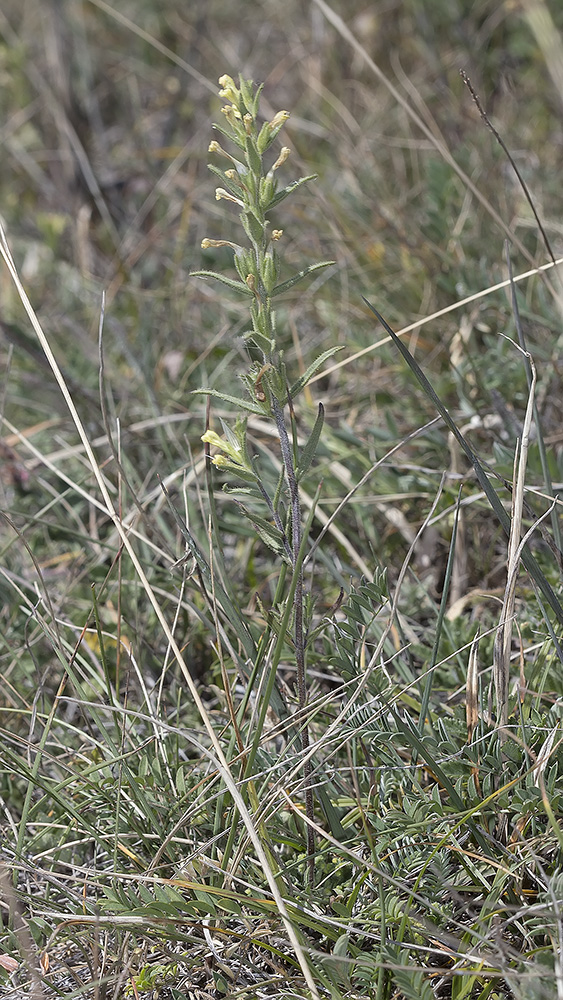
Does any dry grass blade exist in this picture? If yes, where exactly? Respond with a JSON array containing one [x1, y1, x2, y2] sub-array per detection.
[[84, 0, 216, 93], [520, 0, 563, 110], [494, 499, 557, 736], [0, 866, 44, 1000], [493, 343, 536, 731], [466, 631, 480, 745]]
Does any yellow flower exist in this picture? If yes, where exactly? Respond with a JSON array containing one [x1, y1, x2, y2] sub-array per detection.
[[202, 430, 245, 469], [269, 110, 290, 130], [220, 105, 242, 125], [202, 430, 228, 450], [201, 238, 240, 250], [215, 188, 244, 207], [271, 146, 291, 171], [218, 75, 238, 103]]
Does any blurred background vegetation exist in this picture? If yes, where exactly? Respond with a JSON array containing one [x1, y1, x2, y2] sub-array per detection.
[[1, 0, 562, 409]]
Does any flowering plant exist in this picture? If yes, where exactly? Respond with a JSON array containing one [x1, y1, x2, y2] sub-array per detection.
[[192, 75, 340, 877], [193, 73, 338, 423]]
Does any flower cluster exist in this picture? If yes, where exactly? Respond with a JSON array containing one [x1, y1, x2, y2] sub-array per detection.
[[201, 419, 253, 478], [193, 75, 334, 476], [196, 76, 321, 366]]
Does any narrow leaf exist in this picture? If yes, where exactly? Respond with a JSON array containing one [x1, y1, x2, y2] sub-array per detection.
[[190, 269, 253, 296], [245, 134, 262, 177], [235, 504, 288, 555], [159, 480, 256, 658], [211, 122, 245, 150], [251, 521, 287, 557], [273, 260, 335, 298], [207, 162, 244, 198], [220, 467, 259, 485], [269, 174, 317, 209], [223, 484, 263, 498], [289, 345, 344, 397], [297, 403, 325, 479], [191, 388, 264, 414]]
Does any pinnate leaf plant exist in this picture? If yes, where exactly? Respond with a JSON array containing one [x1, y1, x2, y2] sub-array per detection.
[[192, 75, 338, 876]]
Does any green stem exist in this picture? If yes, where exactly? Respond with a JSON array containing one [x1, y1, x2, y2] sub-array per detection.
[[219, 489, 320, 883], [271, 394, 315, 884]]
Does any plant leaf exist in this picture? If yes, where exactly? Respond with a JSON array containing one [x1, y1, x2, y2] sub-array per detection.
[[297, 402, 324, 480], [191, 388, 264, 414], [159, 480, 257, 659], [272, 260, 335, 298], [268, 173, 317, 209], [391, 965, 435, 1000], [211, 122, 245, 149], [206, 162, 244, 198], [190, 269, 253, 296], [236, 505, 288, 557], [289, 346, 343, 397]]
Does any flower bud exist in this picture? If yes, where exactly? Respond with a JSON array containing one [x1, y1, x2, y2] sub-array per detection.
[[220, 105, 242, 127], [215, 187, 244, 207], [202, 429, 227, 449], [201, 238, 240, 250], [202, 429, 245, 469], [270, 146, 291, 173], [259, 176, 274, 210], [270, 110, 290, 131], [262, 253, 277, 295], [256, 111, 290, 153], [233, 248, 254, 281], [218, 75, 239, 103]]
